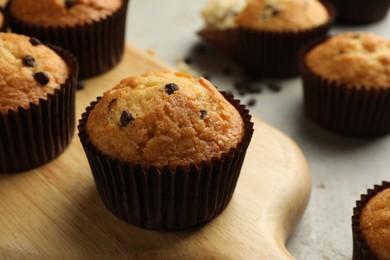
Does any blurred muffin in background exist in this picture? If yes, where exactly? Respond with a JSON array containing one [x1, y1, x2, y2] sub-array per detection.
[[327, 0, 390, 24], [8, 0, 129, 79], [300, 32, 390, 136], [199, 0, 335, 78], [352, 181, 390, 260]]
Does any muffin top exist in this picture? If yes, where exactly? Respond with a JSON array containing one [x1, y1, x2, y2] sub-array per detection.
[[0, 33, 68, 114], [86, 71, 245, 170], [201, 0, 247, 29], [235, 0, 329, 32], [9, 0, 122, 27], [306, 32, 390, 88], [202, 0, 329, 31], [360, 188, 390, 260]]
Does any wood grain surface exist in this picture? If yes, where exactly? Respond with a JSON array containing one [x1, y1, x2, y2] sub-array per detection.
[[0, 44, 311, 259]]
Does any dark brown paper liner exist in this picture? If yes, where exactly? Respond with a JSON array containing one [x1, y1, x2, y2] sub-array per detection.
[[328, 0, 390, 24], [352, 181, 390, 260], [299, 36, 390, 137], [198, 0, 335, 78], [78, 92, 254, 230], [7, 0, 129, 79], [0, 44, 78, 173], [0, 7, 7, 32]]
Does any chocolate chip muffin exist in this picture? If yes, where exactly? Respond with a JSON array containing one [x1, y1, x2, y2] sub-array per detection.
[[0, 32, 78, 172], [328, 0, 390, 24], [78, 71, 254, 230], [300, 32, 390, 136], [352, 182, 390, 260], [235, 0, 329, 32], [9, 0, 122, 27], [8, 0, 129, 79], [86, 71, 245, 169], [199, 0, 335, 77]]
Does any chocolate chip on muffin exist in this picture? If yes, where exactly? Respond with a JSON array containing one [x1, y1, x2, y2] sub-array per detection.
[[119, 110, 134, 128], [164, 83, 180, 95], [22, 55, 36, 67], [34, 72, 50, 85]]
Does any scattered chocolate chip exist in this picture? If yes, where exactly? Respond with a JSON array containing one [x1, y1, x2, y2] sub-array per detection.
[[247, 99, 256, 107], [184, 57, 193, 65], [107, 98, 117, 112], [267, 82, 282, 92], [200, 110, 207, 119], [64, 0, 75, 9], [29, 37, 42, 46], [202, 74, 211, 80], [164, 83, 179, 95], [120, 110, 134, 128], [241, 69, 263, 81], [318, 183, 326, 189], [33, 72, 50, 85], [222, 67, 233, 75], [76, 81, 85, 90], [234, 80, 262, 95], [22, 55, 36, 67], [196, 44, 208, 54]]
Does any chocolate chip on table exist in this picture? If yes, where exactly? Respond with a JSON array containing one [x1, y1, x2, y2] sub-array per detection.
[[64, 0, 75, 9], [120, 110, 134, 128], [164, 83, 180, 95], [196, 44, 208, 54], [247, 99, 256, 107], [29, 37, 42, 46], [267, 82, 282, 92], [184, 57, 193, 65], [33, 72, 50, 85], [222, 67, 233, 75], [22, 55, 36, 67], [107, 98, 117, 112], [76, 81, 85, 90], [202, 74, 211, 80], [234, 80, 262, 95], [200, 110, 207, 119]]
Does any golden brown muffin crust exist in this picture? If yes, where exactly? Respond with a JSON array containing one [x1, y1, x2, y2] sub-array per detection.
[[306, 32, 390, 88], [9, 0, 122, 27], [235, 0, 329, 32], [0, 33, 68, 113], [360, 188, 390, 260], [86, 71, 245, 169]]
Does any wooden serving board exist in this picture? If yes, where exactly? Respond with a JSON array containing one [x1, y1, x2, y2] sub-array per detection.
[[0, 44, 311, 259]]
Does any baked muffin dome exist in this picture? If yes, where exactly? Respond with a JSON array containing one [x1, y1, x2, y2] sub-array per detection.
[[86, 71, 245, 169], [359, 188, 390, 260], [8, 0, 122, 27], [306, 32, 390, 88], [0, 32, 68, 114], [235, 0, 329, 32]]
